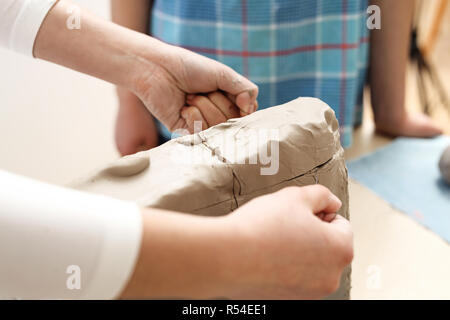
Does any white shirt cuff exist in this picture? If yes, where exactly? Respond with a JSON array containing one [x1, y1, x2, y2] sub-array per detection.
[[0, 0, 58, 56], [0, 170, 142, 299]]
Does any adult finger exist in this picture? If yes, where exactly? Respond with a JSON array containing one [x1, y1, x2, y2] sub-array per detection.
[[207, 91, 241, 119], [214, 65, 259, 114], [328, 214, 352, 234], [181, 106, 208, 133], [169, 116, 188, 133], [226, 92, 259, 117], [241, 100, 259, 117], [186, 95, 227, 127]]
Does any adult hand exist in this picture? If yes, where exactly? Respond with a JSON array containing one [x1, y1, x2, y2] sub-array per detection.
[[34, 0, 258, 134], [115, 88, 159, 156], [122, 185, 353, 299], [225, 185, 353, 299], [132, 43, 258, 132]]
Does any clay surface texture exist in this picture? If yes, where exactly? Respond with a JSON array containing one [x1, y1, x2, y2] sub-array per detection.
[[73, 97, 351, 299]]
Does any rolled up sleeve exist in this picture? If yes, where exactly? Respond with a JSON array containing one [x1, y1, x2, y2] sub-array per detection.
[[0, 0, 58, 56], [0, 170, 142, 299]]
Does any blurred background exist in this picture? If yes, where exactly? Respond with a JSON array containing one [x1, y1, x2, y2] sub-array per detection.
[[0, 0, 449, 299]]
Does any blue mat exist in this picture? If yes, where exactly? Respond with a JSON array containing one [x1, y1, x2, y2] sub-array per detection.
[[347, 136, 450, 243]]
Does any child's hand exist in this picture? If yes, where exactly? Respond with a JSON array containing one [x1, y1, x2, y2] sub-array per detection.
[[115, 89, 159, 156], [375, 112, 442, 138], [181, 92, 258, 133]]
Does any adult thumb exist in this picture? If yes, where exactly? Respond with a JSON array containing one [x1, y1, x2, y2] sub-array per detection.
[[298, 185, 342, 215], [214, 64, 259, 115]]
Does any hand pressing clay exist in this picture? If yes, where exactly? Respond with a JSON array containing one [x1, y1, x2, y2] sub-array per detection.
[[72, 97, 350, 299], [439, 145, 450, 184]]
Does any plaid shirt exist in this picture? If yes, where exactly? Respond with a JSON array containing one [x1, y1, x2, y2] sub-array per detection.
[[151, 0, 369, 147]]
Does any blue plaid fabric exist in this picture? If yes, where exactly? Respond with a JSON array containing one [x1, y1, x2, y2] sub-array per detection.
[[150, 0, 369, 147]]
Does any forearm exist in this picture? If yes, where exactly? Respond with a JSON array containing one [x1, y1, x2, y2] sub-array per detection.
[[34, 0, 165, 93], [111, 0, 151, 34], [111, 0, 152, 102], [120, 208, 239, 299], [369, 0, 414, 121]]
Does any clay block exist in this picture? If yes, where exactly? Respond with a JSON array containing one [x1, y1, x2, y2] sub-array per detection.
[[73, 97, 351, 299]]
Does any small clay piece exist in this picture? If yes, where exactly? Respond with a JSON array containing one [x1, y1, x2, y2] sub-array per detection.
[[439, 145, 450, 184], [102, 152, 150, 177]]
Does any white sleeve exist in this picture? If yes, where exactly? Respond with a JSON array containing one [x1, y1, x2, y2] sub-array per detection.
[[0, 0, 58, 56], [0, 170, 142, 300]]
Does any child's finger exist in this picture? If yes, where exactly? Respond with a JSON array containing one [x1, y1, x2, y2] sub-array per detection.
[[180, 106, 208, 133], [186, 95, 227, 127], [207, 92, 241, 119]]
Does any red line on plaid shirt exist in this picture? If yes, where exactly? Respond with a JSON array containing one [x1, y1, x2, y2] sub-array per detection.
[[339, 0, 348, 133], [178, 37, 369, 57]]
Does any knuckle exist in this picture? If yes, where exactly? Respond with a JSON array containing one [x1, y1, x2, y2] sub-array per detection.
[[331, 233, 354, 267], [340, 241, 354, 266], [185, 107, 198, 117], [281, 186, 303, 198], [316, 271, 341, 297], [251, 84, 259, 96], [312, 184, 331, 197], [220, 66, 233, 81], [182, 107, 193, 118], [298, 184, 329, 202]]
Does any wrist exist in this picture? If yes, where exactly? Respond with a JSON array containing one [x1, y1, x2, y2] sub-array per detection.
[[372, 104, 407, 125], [120, 208, 245, 299], [125, 34, 174, 97], [212, 215, 248, 298], [183, 214, 247, 299], [215, 214, 259, 299]]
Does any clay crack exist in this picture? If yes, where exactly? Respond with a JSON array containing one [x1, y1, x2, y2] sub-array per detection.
[[198, 133, 241, 210], [285, 156, 334, 184], [231, 170, 240, 209], [199, 134, 231, 164]]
